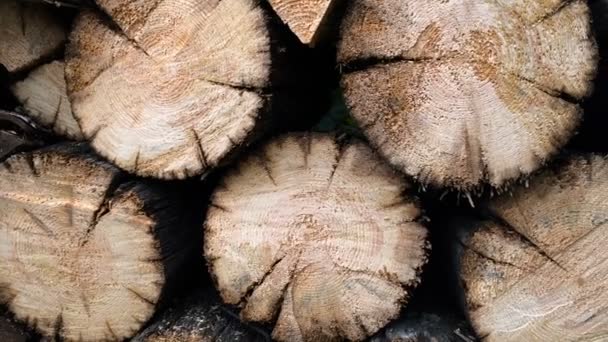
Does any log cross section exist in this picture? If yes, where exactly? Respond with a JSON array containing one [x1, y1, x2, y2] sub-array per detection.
[[461, 155, 608, 341], [205, 133, 429, 342], [338, 0, 597, 189]]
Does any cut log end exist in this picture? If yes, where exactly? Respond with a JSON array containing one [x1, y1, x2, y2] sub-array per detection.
[[268, 0, 337, 46], [0, 0, 67, 74], [338, 0, 597, 190], [205, 133, 429, 341], [12, 61, 84, 140], [65, 0, 276, 179], [0, 145, 192, 341], [460, 154, 608, 341]]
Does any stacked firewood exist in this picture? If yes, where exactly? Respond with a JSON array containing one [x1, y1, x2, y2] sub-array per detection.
[[0, 0, 606, 341]]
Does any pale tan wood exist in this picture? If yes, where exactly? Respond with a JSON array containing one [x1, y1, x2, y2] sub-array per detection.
[[0, 144, 197, 341], [65, 0, 278, 179], [205, 133, 429, 342], [338, 0, 597, 190], [460, 155, 608, 341], [12, 61, 84, 140], [0, 0, 66, 74], [268, 0, 337, 45]]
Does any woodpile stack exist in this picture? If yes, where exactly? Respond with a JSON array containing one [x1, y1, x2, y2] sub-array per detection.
[[0, 0, 606, 341]]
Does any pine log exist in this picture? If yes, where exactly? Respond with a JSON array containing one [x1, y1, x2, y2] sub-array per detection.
[[64, 0, 305, 180], [133, 289, 269, 342], [12, 61, 84, 140], [337, 0, 598, 190], [205, 133, 429, 342], [0, 144, 200, 341], [459, 154, 608, 341], [268, 0, 338, 46], [0, 0, 67, 74]]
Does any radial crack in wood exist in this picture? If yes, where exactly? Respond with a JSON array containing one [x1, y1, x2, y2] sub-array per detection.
[[65, 0, 287, 179], [0, 0, 67, 74], [0, 144, 199, 341], [12, 61, 84, 140], [338, 0, 598, 190], [205, 133, 429, 342], [459, 154, 608, 341], [268, 0, 337, 46]]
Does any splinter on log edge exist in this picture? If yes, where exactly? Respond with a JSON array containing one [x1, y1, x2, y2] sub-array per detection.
[[338, 0, 597, 190], [459, 154, 608, 341], [0, 144, 198, 341], [268, 0, 338, 46], [205, 133, 429, 342]]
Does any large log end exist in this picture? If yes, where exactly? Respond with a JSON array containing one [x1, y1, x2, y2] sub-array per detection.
[[205, 133, 429, 341], [338, 0, 597, 190], [460, 154, 608, 341], [0, 144, 198, 340]]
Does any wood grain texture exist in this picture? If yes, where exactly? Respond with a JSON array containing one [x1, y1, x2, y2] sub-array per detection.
[[268, 0, 336, 45], [205, 133, 429, 342], [460, 154, 608, 341], [0, 144, 198, 341], [65, 0, 277, 179], [338, 0, 597, 190], [12, 61, 83, 140], [0, 0, 66, 74]]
